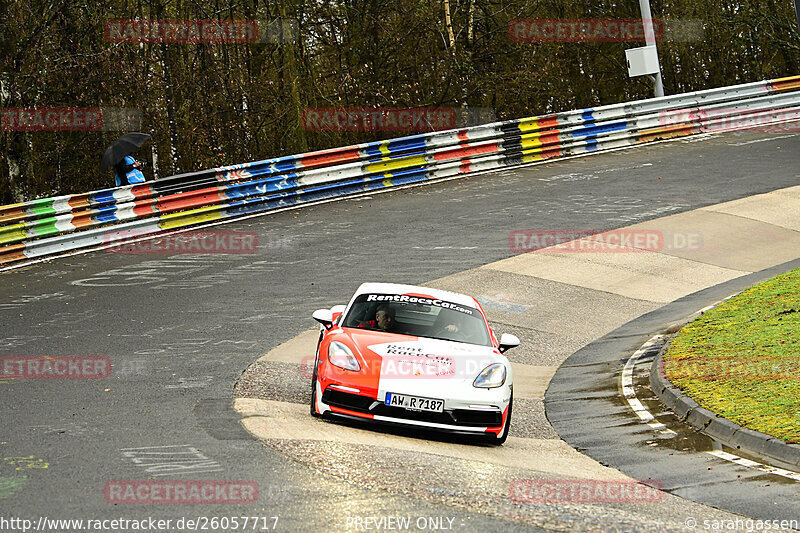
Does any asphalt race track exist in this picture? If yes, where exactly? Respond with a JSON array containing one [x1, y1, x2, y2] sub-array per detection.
[[1, 129, 799, 532], [547, 257, 800, 521]]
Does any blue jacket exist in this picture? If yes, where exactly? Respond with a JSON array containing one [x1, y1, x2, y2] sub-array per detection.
[[115, 155, 146, 186]]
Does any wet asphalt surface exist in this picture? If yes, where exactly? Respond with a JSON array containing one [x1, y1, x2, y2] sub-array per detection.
[[1, 129, 799, 531], [546, 257, 800, 522]]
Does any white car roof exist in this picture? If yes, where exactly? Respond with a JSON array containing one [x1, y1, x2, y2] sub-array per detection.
[[353, 282, 479, 308]]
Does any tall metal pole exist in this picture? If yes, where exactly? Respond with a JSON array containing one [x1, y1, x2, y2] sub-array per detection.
[[639, 0, 665, 97], [794, 0, 800, 34]]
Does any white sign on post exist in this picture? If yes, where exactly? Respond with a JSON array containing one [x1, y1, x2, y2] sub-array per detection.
[[626, 45, 661, 77]]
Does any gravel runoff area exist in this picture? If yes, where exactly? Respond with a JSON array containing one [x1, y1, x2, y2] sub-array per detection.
[[664, 268, 800, 443]]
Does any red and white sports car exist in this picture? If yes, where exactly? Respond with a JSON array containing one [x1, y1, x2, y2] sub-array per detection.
[[310, 282, 519, 444]]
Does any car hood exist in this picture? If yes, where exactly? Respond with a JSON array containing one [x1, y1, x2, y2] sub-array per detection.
[[338, 328, 508, 382], [343, 328, 498, 356]]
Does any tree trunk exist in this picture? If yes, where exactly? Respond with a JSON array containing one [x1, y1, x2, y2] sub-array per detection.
[[159, 43, 182, 174], [1, 73, 25, 202], [280, 1, 307, 153], [443, 0, 456, 51]]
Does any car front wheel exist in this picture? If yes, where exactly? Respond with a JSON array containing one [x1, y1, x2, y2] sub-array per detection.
[[310, 354, 321, 418], [485, 394, 512, 445]]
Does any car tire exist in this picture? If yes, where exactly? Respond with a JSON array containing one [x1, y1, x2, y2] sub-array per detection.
[[310, 350, 322, 418], [486, 393, 512, 445]]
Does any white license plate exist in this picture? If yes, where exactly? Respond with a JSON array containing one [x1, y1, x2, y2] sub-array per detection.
[[385, 392, 444, 413]]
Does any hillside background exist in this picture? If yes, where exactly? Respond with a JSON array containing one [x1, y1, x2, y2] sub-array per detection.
[[2, 0, 798, 203]]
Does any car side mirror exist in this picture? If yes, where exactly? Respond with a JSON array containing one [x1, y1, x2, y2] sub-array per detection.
[[498, 333, 520, 354], [330, 305, 346, 323], [312, 309, 334, 330]]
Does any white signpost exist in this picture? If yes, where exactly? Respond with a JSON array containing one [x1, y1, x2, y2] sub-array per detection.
[[626, 0, 665, 98]]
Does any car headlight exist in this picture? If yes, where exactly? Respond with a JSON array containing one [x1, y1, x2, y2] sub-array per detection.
[[473, 363, 506, 388], [328, 341, 360, 371]]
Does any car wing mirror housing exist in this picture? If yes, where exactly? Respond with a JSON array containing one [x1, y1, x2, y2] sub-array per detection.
[[498, 333, 520, 354], [330, 304, 346, 324], [313, 309, 335, 330]]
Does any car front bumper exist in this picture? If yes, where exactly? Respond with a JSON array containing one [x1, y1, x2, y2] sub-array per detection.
[[316, 383, 510, 435]]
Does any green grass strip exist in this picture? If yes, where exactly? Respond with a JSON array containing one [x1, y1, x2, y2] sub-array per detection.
[[664, 268, 800, 443]]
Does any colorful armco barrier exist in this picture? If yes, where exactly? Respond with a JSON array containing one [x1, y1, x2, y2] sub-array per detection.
[[2, 75, 799, 266]]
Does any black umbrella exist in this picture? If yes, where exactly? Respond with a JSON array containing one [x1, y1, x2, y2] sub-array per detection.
[[100, 132, 151, 171]]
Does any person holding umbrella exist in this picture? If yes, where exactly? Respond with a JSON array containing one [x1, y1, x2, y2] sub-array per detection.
[[100, 132, 151, 187], [113, 155, 146, 186]]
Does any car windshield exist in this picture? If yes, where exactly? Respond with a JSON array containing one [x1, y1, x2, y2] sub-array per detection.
[[341, 293, 491, 346]]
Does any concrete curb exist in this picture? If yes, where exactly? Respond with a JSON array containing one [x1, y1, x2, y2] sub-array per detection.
[[650, 353, 800, 470]]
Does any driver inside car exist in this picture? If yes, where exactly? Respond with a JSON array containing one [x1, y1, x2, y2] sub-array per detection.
[[358, 305, 396, 332]]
